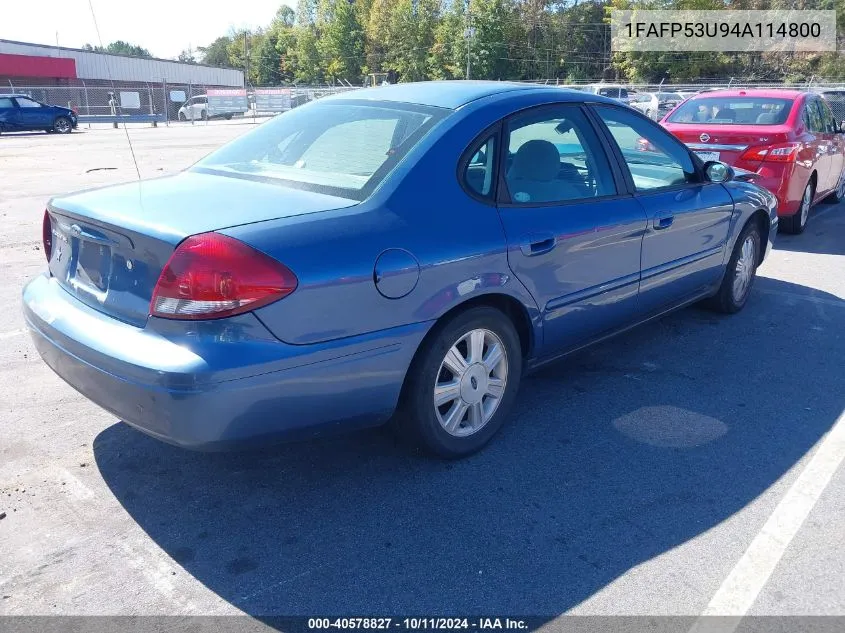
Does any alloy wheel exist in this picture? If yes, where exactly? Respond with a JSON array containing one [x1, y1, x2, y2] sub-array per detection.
[[433, 328, 508, 438]]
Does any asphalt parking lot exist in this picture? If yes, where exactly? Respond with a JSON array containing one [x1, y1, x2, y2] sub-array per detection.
[[1, 122, 844, 620]]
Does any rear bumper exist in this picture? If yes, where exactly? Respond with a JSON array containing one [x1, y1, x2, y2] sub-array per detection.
[[23, 274, 429, 449]]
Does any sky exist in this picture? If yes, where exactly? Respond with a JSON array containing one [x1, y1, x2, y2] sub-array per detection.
[[1, 0, 294, 60]]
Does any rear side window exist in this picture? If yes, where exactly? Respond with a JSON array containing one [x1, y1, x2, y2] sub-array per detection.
[[0, 97, 13, 108], [667, 97, 793, 125], [806, 100, 825, 133], [462, 135, 497, 199], [503, 105, 616, 204]]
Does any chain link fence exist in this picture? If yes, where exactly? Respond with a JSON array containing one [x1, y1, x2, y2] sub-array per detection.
[[4, 79, 359, 124], [8, 77, 845, 126]]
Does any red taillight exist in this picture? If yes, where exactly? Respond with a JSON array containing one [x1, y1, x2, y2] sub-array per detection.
[[740, 143, 800, 163], [636, 137, 657, 152], [150, 233, 297, 320], [42, 210, 52, 263]]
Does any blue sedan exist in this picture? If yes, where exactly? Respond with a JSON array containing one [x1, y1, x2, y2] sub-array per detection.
[[22, 82, 778, 457], [0, 94, 78, 134]]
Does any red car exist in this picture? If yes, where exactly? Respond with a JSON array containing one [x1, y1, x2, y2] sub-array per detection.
[[661, 89, 845, 234]]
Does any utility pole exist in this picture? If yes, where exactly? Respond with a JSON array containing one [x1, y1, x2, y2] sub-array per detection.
[[465, 24, 475, 80], [244, 32, 249, 86]]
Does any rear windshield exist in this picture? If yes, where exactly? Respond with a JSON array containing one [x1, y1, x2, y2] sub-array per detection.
[[666, 97, 794, 125], [193, 100, 446, 199]]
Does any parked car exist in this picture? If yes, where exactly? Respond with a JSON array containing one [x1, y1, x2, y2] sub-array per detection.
[[0, 94, 78, 134], [177, 95, 233, 121], [581, 84, 632, 104], [23, 82, 777, 457], [630, 91, 685, 120], [661, 89, 845, 234], [813, 88, 845, 129]]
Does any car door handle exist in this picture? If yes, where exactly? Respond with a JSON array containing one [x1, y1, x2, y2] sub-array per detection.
[[520, 235, 557, 256], [653, 215, 674, 230]]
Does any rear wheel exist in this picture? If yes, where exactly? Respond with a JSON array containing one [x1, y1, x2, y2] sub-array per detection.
[[706, 220, 761, 314], [398, 307, 522, 458], [201, 109, 208, 121], [783, 179, 813, 234], [53, 116, 72, 134]]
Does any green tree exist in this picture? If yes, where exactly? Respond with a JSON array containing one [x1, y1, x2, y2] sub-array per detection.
[[198, 36, 234, 67], [317, 0, 365, 83], [82, 41, 153, 58]]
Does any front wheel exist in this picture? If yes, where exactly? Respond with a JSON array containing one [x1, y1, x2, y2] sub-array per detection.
[[398, 307, 522, 458], [706, 220, 761, 314], [53, 116, 72, 134], [178, 112, 186, 122]]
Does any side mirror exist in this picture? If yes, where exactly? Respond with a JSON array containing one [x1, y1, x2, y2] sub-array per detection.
[[704, 161, 734, 183], [840, 120, 845, 133]]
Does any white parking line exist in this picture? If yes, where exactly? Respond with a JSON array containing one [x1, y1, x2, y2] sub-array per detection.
[[688, 409, 845, 632]]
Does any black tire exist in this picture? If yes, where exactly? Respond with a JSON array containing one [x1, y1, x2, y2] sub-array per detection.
[[224, 113, 233, 120], [706, 220, 761, 314], [782, 179, 813, 234], [397, 306, 522, 458], [178, 112, 187, 122], [53, 116, 72, 134], [201, 109, 208, 121]]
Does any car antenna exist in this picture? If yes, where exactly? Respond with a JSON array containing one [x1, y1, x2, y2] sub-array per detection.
[[86, 0, 142, 181]]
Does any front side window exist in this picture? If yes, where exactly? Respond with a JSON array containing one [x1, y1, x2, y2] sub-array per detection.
[[463, 135, 496, 198], [667, 97, 793, 125], [194, 100, 446, 199], [594, 105, 698, 192], [503, 105, 615, 204], [15, 97, 42, 108]]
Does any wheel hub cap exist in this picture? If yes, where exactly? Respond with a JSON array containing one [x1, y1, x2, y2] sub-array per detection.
[[732, 235, 756, 302], [460, 363, 489, 405]]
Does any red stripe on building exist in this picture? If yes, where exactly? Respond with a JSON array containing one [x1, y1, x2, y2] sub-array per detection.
[[0, 53, 77, 79]]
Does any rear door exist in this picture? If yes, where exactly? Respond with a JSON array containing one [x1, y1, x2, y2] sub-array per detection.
[[592, 104, 734, 316], [0, 96, 17, 130], [802, 97, 832, 194], [489, 103, 647, 358], [820, 98, 845, 191]]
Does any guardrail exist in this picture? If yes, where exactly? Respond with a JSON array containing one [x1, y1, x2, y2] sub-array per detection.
[[78, 113, 166, 127]]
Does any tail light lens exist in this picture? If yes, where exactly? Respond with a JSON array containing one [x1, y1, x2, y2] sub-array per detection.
[[636, 137, 659, 152], [740, 143, 801, 163], [42, 210, 52, 263], [150, 233, 297, 320]]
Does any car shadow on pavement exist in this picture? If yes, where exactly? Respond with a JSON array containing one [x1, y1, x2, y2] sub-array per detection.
[[94, 276, 845, 618], [774, 201, 845, 255]]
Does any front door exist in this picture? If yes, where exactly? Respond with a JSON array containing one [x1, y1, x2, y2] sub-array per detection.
[[13, 97, 50, 130], [491, 104, 648, 357], [591, 104, 734, 316]]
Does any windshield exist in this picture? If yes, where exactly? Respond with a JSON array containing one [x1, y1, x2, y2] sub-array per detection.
[[193, 100, 447, 199], [667, 97, 794, 125]]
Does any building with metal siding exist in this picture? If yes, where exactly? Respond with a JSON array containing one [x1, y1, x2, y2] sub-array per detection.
[[0, 39, 243, 87]]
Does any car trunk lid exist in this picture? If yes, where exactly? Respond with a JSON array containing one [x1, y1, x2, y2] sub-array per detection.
[[663, 123, 791, 171], [46, 170, 356, 327]]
